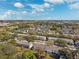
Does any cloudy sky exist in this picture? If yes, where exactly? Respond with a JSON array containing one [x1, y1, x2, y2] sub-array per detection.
[[0, 0, 79, 20]]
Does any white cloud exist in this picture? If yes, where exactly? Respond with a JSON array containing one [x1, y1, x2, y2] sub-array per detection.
[[44, 0, 64, 4], [65, 0, 79, 3], [69, 2, 79, 9], [14, 2, 24, 8], [5, 10, 16, 15], [0, 10, 17, 20], [30, 5, 43, 12], [22, 11, 28, 14], [44, 3, 50, 8], [44, 0, 79, 10], [29, 3, 51, 13], [0, 15, 5, 20], [44, 0, 79, 4], [0, 10, 29, 20], [65, 0, 75, 3]]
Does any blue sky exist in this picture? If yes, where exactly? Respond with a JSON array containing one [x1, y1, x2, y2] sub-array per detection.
[[0, 0, 79, 20]]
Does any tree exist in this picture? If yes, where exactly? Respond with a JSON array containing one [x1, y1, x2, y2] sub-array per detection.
[[0, 32, 12, 41], [35, 48, 55, 59], [72, 36, 79, 46], [59, 49, 73, 59], [46, 40, 54, 46], [45, 53, 54, 59], [23, 36, 37, 42], [0, 44, 17, 59], [2, 44, 16, 59], [9, 39, 16, 45], [0, 49, 7, 59], [54, 40, 67, 47], [22, 50, 37, 59]]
